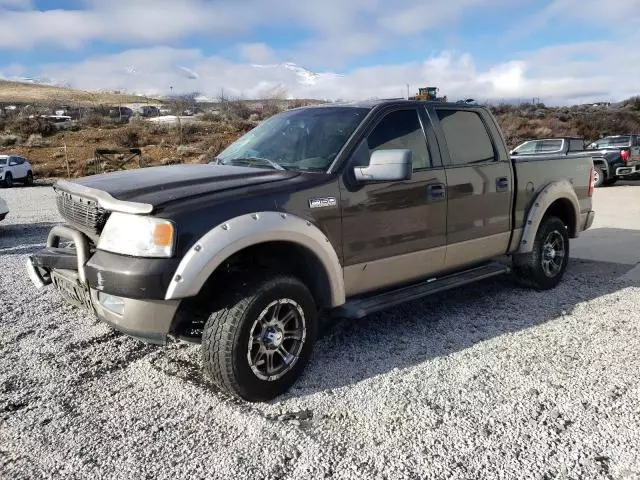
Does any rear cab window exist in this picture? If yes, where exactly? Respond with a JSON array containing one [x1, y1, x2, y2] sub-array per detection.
[[537, 139, 563, 153]]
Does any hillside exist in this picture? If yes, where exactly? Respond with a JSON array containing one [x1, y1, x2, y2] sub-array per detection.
[[1, 94, 639, 181], [0, 80, 157, 107]]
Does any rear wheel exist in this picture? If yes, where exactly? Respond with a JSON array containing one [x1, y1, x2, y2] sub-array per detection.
[[25, 171, 34, 186], [201, 274, 317, 402], [593, 166, 605, 188], [513, 216, 569, 290]]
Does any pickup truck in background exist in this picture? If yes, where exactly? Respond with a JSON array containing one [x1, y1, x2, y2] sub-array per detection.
[[587, 134, 640, 187], [510, 136, 586, 156], [26, 100, 596, 402]]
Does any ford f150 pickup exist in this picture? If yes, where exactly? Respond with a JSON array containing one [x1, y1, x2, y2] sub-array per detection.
[[587, 134, 640, 186], [26, 100, 596, 401]]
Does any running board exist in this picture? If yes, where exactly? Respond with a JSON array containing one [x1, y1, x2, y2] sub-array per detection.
[[333, 262, 510, 319]]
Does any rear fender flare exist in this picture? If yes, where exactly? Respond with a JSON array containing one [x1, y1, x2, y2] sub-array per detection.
[[164, 211, 346, 306], [515, 180, 580, 255]]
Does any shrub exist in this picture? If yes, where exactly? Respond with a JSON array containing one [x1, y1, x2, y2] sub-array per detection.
[[81, 114, 108, 128], [227, 101, 251, 120], [176, 145, 200, 156], [8, 117, 55, 136], [200, 133, 232, 156], [26, 134, 46, 147], [200, 112, 221, 122], [114, 127, 141, 147], [0, 134, 18, 146]]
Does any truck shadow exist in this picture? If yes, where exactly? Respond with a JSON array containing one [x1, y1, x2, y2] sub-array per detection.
[[283, 257, 636, 400], [0, 222, 60, 253]]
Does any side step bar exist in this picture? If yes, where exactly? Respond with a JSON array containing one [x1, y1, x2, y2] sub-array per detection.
[[333, 262, 511, 319]]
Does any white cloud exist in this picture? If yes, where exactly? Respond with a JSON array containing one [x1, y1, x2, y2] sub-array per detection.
[[4, 42, 635, 105], [238, 43, 277, 64], [0, 0, 638, 104]]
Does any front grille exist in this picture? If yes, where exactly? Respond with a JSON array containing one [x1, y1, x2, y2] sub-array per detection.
[[55, 189, 108, 235]]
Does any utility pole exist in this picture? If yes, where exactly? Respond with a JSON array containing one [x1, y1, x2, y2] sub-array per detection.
[[407, 84, 410, 100]]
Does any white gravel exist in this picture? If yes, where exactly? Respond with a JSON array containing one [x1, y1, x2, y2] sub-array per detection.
[[1, 185, 639, 480]]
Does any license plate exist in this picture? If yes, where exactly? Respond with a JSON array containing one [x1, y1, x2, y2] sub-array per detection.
[[52, 271, 95, 312]]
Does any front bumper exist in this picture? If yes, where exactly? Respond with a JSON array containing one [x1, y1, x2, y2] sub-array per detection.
[[26, 225, 180, 345]]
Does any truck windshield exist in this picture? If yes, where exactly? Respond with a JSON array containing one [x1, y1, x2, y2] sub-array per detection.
[[216, 107, 369, 171], [591, 136, 630, 148]]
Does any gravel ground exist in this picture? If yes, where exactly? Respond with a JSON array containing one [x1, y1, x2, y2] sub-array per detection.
[[1, 186, 639, 480]]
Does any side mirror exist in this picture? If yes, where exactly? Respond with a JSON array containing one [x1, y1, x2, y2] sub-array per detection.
[[354, 149, 412, 183]]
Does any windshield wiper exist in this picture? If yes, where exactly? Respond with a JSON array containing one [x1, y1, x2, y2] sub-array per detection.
[[219, 156, 286, 171]]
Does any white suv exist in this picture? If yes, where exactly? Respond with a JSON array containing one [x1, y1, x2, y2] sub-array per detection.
[[0, 155, 34, 187]]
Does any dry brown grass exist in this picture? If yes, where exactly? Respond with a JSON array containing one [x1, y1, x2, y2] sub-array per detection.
[[0, 80, 155, 106]]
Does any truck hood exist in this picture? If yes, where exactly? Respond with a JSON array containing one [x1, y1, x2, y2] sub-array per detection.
[[56, 164, 299, 212]]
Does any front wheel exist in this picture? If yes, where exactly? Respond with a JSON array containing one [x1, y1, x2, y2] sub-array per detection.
[[2, 173, 13, 188], [201, 275, 317, 402], [25, 171, 34, 186], [513, 216, 569, 290]]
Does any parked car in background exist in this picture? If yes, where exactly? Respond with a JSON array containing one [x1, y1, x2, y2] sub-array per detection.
[[108, 106, 134, 123], [0, 195, 8, 221], [0, 155, 34, 187], [510, 137, 586, 156], [587, 134, 640, 186], [137, 105, 160, 117]]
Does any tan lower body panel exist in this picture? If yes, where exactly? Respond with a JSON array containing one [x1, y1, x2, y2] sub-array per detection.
[[343, 246, 446, 297], [342, 232, 512, 297], [444, 232, 512, 270]]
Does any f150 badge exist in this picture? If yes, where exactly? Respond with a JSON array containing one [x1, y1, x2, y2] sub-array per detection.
[[309, 197, 337, 209]]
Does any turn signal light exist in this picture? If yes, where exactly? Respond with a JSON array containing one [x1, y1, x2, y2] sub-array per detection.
[[588, 167, 595, 197]]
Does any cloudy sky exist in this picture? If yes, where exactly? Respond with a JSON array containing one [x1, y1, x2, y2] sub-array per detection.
[[0, 0, 639, 104]]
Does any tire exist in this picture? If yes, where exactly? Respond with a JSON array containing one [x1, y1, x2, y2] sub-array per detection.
[[201, 275, 318, 402], [513, 216, 569, 290], [25, 171, 34, 186], [593, 166, 605, 188], [3, 173, 13, 188]]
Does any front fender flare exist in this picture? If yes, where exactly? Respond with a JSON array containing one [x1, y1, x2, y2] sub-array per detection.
[[515, 180, 580, 255], [164, 211, 346, 306]]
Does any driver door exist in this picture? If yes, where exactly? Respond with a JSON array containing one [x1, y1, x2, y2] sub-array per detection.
[[339, 107, 448, 296]]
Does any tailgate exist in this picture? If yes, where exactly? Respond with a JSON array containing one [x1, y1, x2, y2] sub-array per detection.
[[631, 146, 640, 163]]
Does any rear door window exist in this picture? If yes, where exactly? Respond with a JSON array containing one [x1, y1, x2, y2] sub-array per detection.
[[435, 109, 495, 165]]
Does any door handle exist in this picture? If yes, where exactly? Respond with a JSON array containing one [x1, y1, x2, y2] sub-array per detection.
[[427, 183, 446, 201], [496, 176, 509, 191]]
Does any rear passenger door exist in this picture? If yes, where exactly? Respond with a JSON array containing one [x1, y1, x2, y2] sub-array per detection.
[[429, 107, 513, 270]]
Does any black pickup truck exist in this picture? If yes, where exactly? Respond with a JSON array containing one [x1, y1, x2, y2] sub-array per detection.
[[27, 100, 596, 401], [587, 134, 640, 186]]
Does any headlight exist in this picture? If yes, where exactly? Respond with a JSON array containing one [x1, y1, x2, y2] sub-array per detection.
[[97, 212, 175, 258]]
